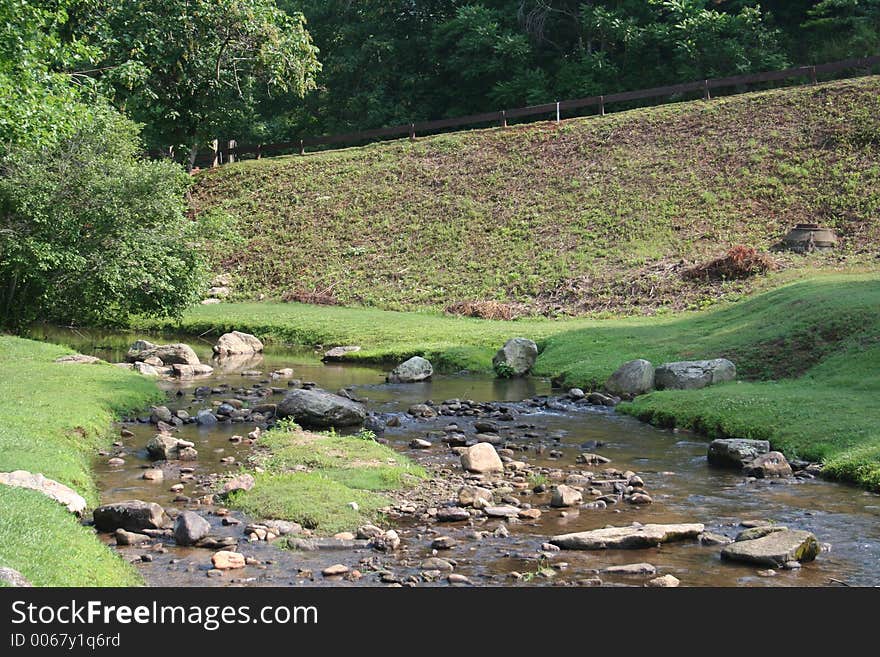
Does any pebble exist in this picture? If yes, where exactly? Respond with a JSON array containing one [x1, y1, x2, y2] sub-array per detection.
[[322, 564, 350, 577]]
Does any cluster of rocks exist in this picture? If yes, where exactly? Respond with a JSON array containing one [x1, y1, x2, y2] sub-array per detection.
[[604, 357, 736, 398], [202, 274, 233, 305], [708, 438, 821, 480], [121, 340, 213, 379]]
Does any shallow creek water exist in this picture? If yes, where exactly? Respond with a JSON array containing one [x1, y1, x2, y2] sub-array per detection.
[[34, 327, 880, 587]]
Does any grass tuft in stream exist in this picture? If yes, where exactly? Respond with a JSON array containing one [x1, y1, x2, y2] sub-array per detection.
[[227, 426, 425, 535]]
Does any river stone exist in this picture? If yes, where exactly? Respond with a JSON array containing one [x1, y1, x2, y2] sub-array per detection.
[[213, 331, 264, 356], [54, 354, 101, 364], [322, 564, 350, 576], [458, 485, 494, 507], [0, 567, 32, 587], [551, 484, 583, 508], [323, 346, 361, 361], [93, 500, 169, 532], [743, 451, 792, 478], [602, 563, 657, 575], [277, 388, 366, 428], [127, 340, 200, 365], [146, 434, 195, 460], [721, 529, 820, 567], [174, 511, 211, 546], [386, 356, 434, 383], [173, 363, 214, 378], [0, 470, 87, 516], [604, 359, 655, 396], [212, 551, 246, 570], [646, 574, 681, 587], [492, 338, 538, 377], [420, 557, 454, 571], [707, 439, 771, 468], [460, 443, 504, 474], [132, 362, 160, 377], [115, 528, 151, 545], [221, 473, 255, 495], [551, 523, 705, 550], [735, 526, 789, 542], [484, 505, 520, 518], [654, 359, 736, 390], [150, 406, 173, 424]]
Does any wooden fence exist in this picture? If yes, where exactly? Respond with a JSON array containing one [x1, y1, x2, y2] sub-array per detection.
[[192, 54, 880, 168]]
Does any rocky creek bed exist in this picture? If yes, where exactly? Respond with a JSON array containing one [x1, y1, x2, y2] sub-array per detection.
[[30, 328, 880, 588]]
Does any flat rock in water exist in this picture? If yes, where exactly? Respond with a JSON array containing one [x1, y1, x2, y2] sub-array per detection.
[[287, 537, 369, 551], [483, 505, 520, 518], [708, 439, 770, 468], [0, 470, 87, 515], [277, 388, 366, 428], [721, 529, 819, 567], [602, 563, 657, 575], [551, 523, 705, 550]]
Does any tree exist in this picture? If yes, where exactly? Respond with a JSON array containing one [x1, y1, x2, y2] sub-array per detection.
[[0, 105, 208, 329], [82, 0, 321, 167], [805, 0, 880, 60]]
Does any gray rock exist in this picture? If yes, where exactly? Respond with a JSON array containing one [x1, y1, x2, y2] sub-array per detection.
[[604, 359, 655, 396], [460, 443, 504, 474], [172, 363, 214, 378], [646, 574, 680, 587], [386, 356, 433, 383], [213, 331, 264, 356], [457, 486, 494, 507], [707, 439, 771, 468], [54, 354, 100, 364], [93, 500, 169, 532], [721, 529, 820, 567], [551, 523, 705, 550], [277, 388, 366, 428], [0, 567, 32, 587], [196, 409, 218, 426], [150, 406, 173, 424], [174, 511, 211, 546], [602, 563, 656, 575], [146, 434, 195, 460], [492, 338, 538, 377], [126, 340, 200, 366], [654, 359, 736, 390], [132, 362, 160, 377], [0, 470, 87, 515], [735, 526, 789, 542], [323, 346, 361, 361], [551, 484, 583, 508], [114, 528, 151, 545], [221, 474, 255, 495], [743, 451, 792, 478]]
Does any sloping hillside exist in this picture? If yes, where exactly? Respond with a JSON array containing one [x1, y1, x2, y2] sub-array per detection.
[[194, 76, 880, 316]]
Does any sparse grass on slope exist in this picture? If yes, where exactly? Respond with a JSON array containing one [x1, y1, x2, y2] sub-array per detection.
[[194, 76, 880, 316], [228, 427, 425, 535], [0, 335, 160, 586]]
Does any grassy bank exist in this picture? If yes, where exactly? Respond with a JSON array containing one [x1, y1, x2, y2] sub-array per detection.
[[194, 76, 880, 316], [228, 426, 425, 535], [0, 335, 161, 586], [140, 273, 880, 489]]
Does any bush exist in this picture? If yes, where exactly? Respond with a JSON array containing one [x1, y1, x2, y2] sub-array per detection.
[[683, 246, 778, 282], [0, 105, 208, 329]]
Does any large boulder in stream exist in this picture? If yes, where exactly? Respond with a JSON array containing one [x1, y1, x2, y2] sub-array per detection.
[[492, 338, 538, 377], [460, 443, 504, 474], [743, 451, 792, 478], [604, 359, 655, 396], [386, 356, 433, 383], [708, 439, 770, 468], [213, 331, 264, 356], [277, 388, 366, 428], [550, 523, 705, 550], [174, 511, 211, 546], [721, 529, 820, 567], [654, 358, 736, 390], [146, 434, 195, 460], [126, 340, 200, 366], [93, 500, 170, 532]]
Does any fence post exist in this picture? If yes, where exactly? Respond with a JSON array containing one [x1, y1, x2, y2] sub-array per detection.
[[556, 101, 560, 123], [299, 139, 305, 156], [501, 110, 507, 128], [227, 139, 237, 164], [599, 95, 605, 116], [810, 65, 818, 85], [703, 79, 711, 101], [256, 144, 262, 160], [409, 123, 416, 141], [210, 140, 219, 167]]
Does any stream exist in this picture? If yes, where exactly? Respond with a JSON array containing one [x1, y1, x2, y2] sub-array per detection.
[[32, 327, 880, 587]]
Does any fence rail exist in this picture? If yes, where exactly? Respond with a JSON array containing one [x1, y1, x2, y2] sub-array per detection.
[[191, 54, 880, 168]]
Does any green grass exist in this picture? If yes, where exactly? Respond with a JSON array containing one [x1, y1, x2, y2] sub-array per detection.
[[142, 273, 880, 489], [0, 335, 161, 586], [193, 76, 880, 316], [227, 427, 425, 534]]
